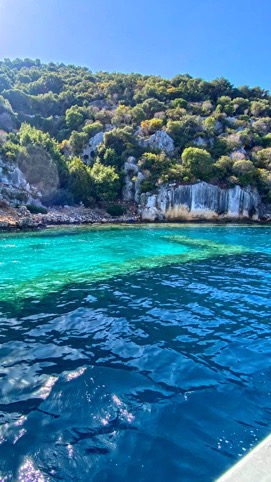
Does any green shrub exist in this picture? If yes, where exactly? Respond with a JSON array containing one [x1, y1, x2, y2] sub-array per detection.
[[106, 204, 126, 217], [171, 98, 187, 109], [1, 58, 271, 201], [90, 160, 120, 202], [26, 204, 48, 214], [181, 147, 214, 181], [68, 156, 94, 205], [140, 180, 155, 193], [83, 121, 103, 138], [232, 160, 257, 185]]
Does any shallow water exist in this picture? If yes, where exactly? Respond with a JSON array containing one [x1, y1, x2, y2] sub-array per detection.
[[0, 224, 271, 481]]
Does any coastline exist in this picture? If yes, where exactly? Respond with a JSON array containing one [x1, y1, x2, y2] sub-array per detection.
[[0, 205, 270, 232], [0, 205, 141, 231]]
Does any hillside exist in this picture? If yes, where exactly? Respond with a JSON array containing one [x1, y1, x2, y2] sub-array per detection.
[[0, 58, 271, 214]]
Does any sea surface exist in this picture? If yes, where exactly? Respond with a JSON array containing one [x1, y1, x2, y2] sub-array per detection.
[[0, 224, 271, 481]]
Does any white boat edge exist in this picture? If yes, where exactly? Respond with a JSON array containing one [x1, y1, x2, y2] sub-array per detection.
[[216, 433, 271, 481]]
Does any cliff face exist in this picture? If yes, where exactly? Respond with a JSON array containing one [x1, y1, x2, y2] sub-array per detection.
[[139, 182, 260, 221], [0, 149, 264, 222], [0, 157, 40, 207]]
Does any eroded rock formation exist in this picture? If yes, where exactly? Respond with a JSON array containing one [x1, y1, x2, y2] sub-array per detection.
[[139, 182, 260, 221], [137, 130, 175, 154]]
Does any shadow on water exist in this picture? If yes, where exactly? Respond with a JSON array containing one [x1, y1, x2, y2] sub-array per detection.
[[0, 248, 271, 481]]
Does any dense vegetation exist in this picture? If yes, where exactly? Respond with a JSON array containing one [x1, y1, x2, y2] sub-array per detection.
[[0, 57, 271, 206]]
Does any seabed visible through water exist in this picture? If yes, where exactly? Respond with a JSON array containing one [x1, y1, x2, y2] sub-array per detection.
[[0, 223, 271, 481]]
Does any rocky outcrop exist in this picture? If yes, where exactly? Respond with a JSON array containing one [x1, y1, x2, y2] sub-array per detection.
[[0, 162, 30, 191], [0, 111, 15, 131], [122, 157, 138, 202], [122, 157, 145, 203], [82, 131, 104, 164], [17, 146, 59, 197], [258, 203, 271, 221], [137, 130, 175, 154], [0, 158, 40, 206], [140, 182, 260, 221], [192, 136, 207, 147]]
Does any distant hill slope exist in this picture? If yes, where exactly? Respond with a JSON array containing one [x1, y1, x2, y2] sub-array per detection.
[[0, 58, 271, 208]]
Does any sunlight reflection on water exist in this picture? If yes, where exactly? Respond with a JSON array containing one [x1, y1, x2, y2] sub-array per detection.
[[0, 225, 270, 481]]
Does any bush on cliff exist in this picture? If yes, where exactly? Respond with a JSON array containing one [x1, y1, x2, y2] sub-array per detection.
[[0, 58, 271, 204], [181, 147, 214, 181], [26, 204, 48, 214], [106, 204, 126, 217]]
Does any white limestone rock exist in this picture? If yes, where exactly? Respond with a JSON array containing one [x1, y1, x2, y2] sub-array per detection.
[[0, 155, 44, 206], [140, 193, 163, 221], [122, 157, 140, 202], [226, 117, 236, 125], [0, 159, 30, 192], [140, 182, 260, 221], [193, 136, 207, 147], [122, 178, 134, 202], [137, 130, 175, 154], [124, 157, 138, 173], [82, 131, 104, 164], [134, 171, 145, 203], [0, 112, 15, 131]]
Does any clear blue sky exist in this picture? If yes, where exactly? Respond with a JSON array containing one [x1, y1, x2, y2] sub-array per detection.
[[0, 0, 270, 90]]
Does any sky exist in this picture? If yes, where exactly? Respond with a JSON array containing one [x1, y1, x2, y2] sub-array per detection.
[[0, 0, 270, 90]]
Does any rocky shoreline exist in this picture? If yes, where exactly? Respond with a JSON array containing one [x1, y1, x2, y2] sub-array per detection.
[[0, 204, 271, 231], [0, 206, 141, 231]]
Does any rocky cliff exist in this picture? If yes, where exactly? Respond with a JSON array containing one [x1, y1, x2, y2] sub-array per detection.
[[122, 154, 262, 221], [0, 157, 40, 207], [1, 60, 271, 224], [139, 182, 260, 221]]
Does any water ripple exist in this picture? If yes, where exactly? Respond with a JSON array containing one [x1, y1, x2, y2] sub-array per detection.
[[0, 226, 271, 481]]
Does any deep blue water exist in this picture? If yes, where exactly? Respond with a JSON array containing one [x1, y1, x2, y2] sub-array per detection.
[[0, 224, 271, 481]]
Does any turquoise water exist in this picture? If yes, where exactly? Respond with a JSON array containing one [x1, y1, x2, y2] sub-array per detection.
[[0, 224, 271, 481]]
